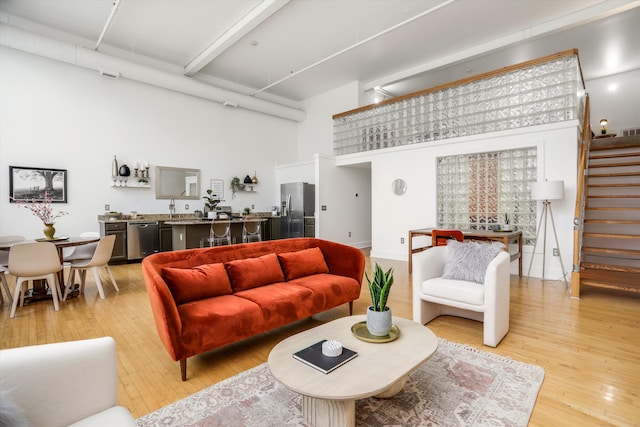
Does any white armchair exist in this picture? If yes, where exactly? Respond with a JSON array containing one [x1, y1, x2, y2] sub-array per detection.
[[0, 337, 136, 427], [412, 245, 511, 347]]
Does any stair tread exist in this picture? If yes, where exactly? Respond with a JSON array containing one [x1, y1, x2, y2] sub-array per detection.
[[590, 152, 640, 159], [584, 219, 640, 224], [583, 232, 640, 239], [582, 246, 640, 256], [589, 161, 640, 168], [582, 262, 640, 274], [588, 171, 640, 177], [588, 194, 640, 198], [588, 183, 640, 187], [586, 207, 640, 211]]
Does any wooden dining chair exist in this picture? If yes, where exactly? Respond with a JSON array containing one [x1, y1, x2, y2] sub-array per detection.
[[431, 229, 464, 247], [8, 242, 62, 318]]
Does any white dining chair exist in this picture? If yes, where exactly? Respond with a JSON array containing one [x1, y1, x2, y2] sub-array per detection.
[[63, 235, 118, 300], [0, 235, 24, 306], [62, 231, 100, 261], [8, 242, 62, 318]]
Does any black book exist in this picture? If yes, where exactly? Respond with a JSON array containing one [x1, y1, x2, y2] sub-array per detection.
[[293, 340, 358, 374]]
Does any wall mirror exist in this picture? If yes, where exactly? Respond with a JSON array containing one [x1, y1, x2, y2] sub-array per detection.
[[155, 166, 200, 200], [392, 178, 407, 195]]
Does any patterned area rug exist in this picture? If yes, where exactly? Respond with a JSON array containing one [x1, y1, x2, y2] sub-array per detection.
[[137, 339, 544, 426]]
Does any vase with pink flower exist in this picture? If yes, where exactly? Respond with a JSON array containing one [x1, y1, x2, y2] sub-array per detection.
[[13, 191, 68, 240]]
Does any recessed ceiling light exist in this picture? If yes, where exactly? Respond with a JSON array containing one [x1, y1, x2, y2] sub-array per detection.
[[249, 40, 258, 46], [608, 83, 618, 92]]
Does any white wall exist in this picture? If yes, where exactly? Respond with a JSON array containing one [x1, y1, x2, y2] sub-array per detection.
[[316, 155, 371, 248], [587, 68, 640, 134], [337, 121, 579, 280], [0, 46, 298, 238]]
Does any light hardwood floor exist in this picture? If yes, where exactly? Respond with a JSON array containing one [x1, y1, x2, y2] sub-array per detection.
[[1, 253, 638, 426]]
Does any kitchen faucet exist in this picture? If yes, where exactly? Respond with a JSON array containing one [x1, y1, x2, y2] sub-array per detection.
[[169, 198, 176, 219]]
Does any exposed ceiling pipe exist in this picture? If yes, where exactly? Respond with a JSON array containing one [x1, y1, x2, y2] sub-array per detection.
[[0, 22, 306, 122], [95, 0, 122, 50]]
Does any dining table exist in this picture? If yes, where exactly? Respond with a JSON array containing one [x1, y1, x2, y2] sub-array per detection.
[[407, 227, 523, 276], [0, 236, 101, 303]]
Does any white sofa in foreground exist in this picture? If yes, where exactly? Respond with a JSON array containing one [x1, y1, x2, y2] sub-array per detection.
[[0, 336, 135, 427]]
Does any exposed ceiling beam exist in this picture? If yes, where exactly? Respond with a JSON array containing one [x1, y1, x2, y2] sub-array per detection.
[[184, 0, 289, 77]]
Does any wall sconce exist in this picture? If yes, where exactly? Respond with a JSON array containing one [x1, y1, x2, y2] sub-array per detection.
[[600, 118, 608, 135]]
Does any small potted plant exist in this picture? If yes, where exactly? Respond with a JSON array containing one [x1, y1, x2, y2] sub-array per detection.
[[243, 206, 251, 217], [203, 189, 221, 218], [365, 263, 394, 336]]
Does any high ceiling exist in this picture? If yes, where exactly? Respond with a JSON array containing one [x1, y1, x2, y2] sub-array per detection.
[[1, 0, 639, 105]]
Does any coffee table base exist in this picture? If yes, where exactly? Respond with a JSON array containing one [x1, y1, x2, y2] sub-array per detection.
[[302, 396, 355, 427], [302, 375, 407, 427]]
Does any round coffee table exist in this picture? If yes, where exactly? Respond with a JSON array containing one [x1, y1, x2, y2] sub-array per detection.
[[268, 315, 438, 427]]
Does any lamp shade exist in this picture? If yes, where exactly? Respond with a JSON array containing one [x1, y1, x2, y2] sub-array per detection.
[[531, 180, 564, 201]]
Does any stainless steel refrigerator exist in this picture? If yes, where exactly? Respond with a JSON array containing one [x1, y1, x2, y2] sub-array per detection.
[[281, 182, 315, 239]]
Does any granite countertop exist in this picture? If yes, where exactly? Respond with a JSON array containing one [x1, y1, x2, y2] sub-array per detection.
[[98, 212, 273, 223]]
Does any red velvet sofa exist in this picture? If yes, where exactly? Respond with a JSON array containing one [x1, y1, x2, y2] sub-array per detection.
[[141, 238, 365, 380]]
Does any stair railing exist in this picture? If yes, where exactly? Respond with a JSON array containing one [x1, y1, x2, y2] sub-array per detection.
[[571, 95, 591, 298]]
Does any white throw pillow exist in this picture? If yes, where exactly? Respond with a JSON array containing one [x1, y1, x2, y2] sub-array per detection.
[[442, 240, 504, 284]]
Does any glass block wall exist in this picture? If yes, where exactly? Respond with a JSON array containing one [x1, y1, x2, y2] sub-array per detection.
[[437, 147, 537, 245], [333, 51, 584, 155]]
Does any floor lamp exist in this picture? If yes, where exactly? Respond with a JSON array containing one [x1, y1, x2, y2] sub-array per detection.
[[526, 180, 568, 286]]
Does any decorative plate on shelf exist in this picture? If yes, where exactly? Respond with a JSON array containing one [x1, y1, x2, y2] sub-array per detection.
[[35, 237, 69, 242], [351, 321, 400, 343]]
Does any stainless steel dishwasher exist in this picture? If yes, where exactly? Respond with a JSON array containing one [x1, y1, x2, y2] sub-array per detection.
[[127, 222, 159, 260]]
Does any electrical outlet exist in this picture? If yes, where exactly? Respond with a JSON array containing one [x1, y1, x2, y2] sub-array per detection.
[[251, 204, 255, 209], [553, 248, 559, 256], [185, 204, 189, 210], [104, 204, 110, 211], [348, 231, 351, 237], [401, 237, 405, 244]]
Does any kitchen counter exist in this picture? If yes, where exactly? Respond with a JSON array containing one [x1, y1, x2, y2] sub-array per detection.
[[164, 218, 267, 225]]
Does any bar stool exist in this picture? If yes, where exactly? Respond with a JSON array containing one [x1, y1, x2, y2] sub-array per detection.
[[200, 220, 232, 247]]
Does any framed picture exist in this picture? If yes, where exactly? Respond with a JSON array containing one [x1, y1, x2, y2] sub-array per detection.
[[9, 166, 68, 203], [210, 179, 224, 200]]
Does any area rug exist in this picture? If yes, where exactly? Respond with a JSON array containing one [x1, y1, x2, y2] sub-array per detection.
[[137, 339, 544, 426]]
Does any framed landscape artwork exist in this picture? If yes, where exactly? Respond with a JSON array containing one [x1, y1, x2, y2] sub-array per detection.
[[9, 166, 68, 203]]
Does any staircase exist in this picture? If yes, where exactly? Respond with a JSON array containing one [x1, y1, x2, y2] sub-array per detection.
[[580, 134, 640, 292]]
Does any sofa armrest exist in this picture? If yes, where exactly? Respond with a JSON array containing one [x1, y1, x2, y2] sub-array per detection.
[[0, 337, 126, 427], [314, 239, 365, 284], [141, 258, 184, 361]]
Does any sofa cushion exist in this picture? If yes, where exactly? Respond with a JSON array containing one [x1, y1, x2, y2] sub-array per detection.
[[225, 253, 285, 292], [235, 282, 314, 324], [277, 247, 329, 281], [288, 273, 362, 311], [162, 263, 232, 305], [442, 240, 504, 284], [420, 277, 485, 306]]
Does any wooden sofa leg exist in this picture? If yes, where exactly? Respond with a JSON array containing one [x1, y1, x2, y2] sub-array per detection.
[[349, 301, 353, 316], [180, 359, 187, 381]]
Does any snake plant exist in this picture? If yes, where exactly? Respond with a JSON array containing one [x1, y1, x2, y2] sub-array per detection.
[[366, 263, 394, 312]]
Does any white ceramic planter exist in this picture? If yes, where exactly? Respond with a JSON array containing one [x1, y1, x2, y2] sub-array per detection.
[[366, 306, 392, 336]]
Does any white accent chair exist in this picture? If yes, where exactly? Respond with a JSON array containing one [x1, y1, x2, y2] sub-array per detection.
[[412, 245, 511, 347], [63, 235, 118, 300], [0, 336, 136, 426], [8, 242, 62, 319]]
